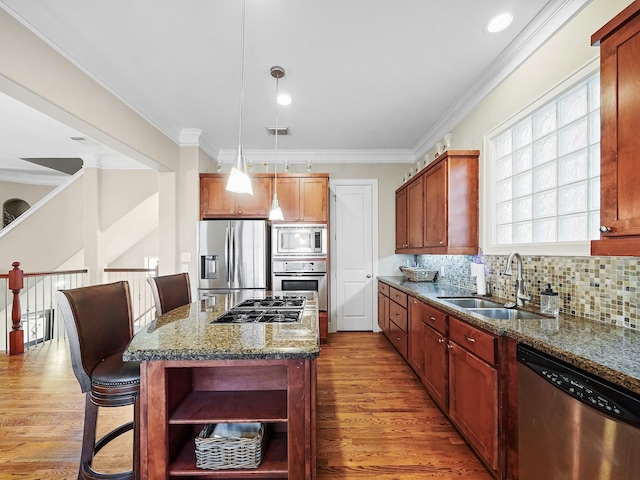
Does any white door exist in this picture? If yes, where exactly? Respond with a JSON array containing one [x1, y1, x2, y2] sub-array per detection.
[[330, 180, 377, 331]]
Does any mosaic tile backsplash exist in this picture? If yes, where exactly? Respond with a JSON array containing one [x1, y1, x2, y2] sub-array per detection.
[[413, 254, 638, 330]]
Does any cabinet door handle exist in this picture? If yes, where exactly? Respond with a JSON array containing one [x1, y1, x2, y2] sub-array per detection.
[[238, 210, 242, 214], [428, 316, 436, 322], [396, 336, 401, 342], [600, 225, 612, 233], [437, 338, 445, 344], [367, 274, 372, 278], [463, 335, 476, 343], [439, 241, 445, 245], [447, 343, 453, 349]]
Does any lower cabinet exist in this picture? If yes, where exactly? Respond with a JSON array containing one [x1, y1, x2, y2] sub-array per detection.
[[448, 317, 499, 471], [422, 322, 448, 412], [376, 281, 502, 478], [377, 282, 390, 336], [408, 296, 426, 377], [388, 287, 408, 359]]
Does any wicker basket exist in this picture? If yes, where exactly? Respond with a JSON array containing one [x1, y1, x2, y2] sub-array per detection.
[[399, 266, 438, 282], [195, 423, 268, 470]]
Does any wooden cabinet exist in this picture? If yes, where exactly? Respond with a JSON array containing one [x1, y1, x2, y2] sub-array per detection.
[[419, 302, 448, 412], [387, 287, 408, 359], [377, 282, 390, 336], [141, 358, 316, 479], [275, 175, 328, 223], [448, 317, 498, 472], [200, 174, 272, 218], [591, 3, 640, 255], [395, 150, 478, 254], [395, 175, 425, 251], [200, 173, 328, 222], [423, 161, 446, 248], [395, 188, 408, 250], [408, 296, 426, 378], [422, 321, 448, 412]]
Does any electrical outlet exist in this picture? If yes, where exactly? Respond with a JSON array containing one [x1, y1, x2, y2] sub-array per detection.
[[440, 265, 445, 277]]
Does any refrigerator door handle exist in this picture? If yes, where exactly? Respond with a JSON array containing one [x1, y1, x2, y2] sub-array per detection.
[[230, 226, 235, 284], [225, 226, 231, 284]]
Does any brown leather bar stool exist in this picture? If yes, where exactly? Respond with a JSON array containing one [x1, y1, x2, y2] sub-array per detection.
[[55, 281, 139, 480], [148, 272, 192, 315]]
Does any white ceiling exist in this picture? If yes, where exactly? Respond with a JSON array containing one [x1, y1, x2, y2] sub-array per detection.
[[0, 0, 590, 182]]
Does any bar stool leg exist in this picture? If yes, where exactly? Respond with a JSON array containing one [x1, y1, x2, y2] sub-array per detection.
[[80, 394, 99, 480]]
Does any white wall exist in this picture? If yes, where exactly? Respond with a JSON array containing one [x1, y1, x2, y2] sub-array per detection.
[[0, 181, 55, 215]]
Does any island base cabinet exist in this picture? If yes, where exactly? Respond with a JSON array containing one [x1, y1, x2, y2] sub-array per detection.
[[139, 358, 317, 479]]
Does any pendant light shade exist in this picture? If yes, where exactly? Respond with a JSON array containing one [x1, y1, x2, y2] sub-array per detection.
[[269, 66, 285, 221], [226, 0, 253, 195]]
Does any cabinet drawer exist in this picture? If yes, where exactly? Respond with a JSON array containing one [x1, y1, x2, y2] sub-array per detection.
[[389, 287, 408, 308], [389, 300, 408, 332], [449, 317, 496, 366], [389, 319, 408, 359], [378, 281, 390, 296], [421, 303, 447, 335]]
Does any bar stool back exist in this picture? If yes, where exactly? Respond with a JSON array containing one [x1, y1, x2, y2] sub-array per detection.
[[148, 272, 192, 315], [55, 281, 139, 480]]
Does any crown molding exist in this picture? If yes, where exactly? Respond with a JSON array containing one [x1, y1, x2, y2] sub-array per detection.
[[0, 168, 68, 186], [217, 148, 415, 165], [413, 0, 592, 159], [179, 128, 202, 146]]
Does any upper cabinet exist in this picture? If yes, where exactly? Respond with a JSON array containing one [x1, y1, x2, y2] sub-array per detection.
[[200, 174, 272, 218], [395, 150, 479, 255], [395, 182, 424, 250], [274, 174, 328, 223], [200, 173, 329, 222], [591, 3, 640, 256]]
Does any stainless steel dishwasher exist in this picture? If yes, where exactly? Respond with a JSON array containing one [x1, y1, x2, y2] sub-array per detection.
[[517, 344, 640, 480]]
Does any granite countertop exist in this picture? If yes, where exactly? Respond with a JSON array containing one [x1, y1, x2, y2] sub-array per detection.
[[123, 290, 320, 361], [379, 276, 640, 395]]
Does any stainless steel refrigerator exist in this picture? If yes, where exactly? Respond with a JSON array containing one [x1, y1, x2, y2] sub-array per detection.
[[198, 220, 269, 292]]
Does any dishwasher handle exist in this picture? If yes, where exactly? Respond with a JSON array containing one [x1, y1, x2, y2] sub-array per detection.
[[517, 344, 640, 428]]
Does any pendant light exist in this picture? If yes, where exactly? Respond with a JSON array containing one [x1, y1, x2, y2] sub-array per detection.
[[226, 0, 253, 195], [269, 66, 285, 221]]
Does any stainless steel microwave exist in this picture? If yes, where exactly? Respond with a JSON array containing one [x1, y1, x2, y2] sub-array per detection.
[[272, 224, 327, 257]]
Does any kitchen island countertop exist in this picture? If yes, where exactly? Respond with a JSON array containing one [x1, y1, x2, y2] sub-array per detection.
[[379, 276, 640, 395], [124, 290, 320, 361]]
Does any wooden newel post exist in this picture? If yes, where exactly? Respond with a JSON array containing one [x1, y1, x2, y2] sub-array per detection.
[[8, 262, 24, 355]]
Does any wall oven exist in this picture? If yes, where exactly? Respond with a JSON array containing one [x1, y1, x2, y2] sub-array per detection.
[[272, 224, 327, 258], [272, 260, 327, 312]]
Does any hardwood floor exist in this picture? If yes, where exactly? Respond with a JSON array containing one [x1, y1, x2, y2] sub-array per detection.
[[317, 332, 492, 479], [0, 333, 491, 479]]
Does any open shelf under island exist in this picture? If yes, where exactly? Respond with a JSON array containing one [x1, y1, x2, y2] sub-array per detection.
[[124, 290, 320, 480]]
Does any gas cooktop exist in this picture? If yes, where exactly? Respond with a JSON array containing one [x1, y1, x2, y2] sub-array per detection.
[[234, 296, 306, 309], [210, 296, 306, 324]]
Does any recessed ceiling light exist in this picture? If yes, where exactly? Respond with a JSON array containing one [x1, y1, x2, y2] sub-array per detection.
[[277, 94, 292, 106], [486, 12, 513, 33]]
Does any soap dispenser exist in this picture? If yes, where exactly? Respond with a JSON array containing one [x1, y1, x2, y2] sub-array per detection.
[[540, 284, 559, 316]]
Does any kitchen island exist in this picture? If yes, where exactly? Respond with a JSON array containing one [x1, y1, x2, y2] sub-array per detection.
[[124, 290, 320, 480]]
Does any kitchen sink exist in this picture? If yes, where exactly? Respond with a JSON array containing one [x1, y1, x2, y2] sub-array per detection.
[[467, 308, 547, 320], [437, 297, 505, 309]]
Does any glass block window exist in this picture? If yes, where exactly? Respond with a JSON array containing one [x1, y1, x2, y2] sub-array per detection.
[[490, 74, 600, 245]]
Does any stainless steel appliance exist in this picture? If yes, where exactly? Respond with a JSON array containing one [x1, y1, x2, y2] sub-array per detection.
[[210, 295, 306, 324], [518, 344, 640, 480], [198, 220, 269, 292], [272, 224, 327, 258], [272, 260, 327, 311]]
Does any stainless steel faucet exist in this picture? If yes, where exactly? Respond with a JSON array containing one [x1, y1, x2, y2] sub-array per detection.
[[502, 252, 532, 307]]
